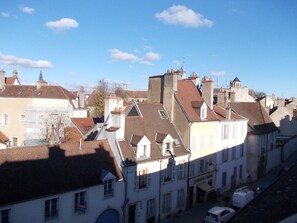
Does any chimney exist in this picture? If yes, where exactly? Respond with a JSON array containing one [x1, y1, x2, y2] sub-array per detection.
[[230, 91, 236, 103], [226, 104, 232, 120], [217, 88, 227, 108], [189, 72, 200, 87], [0, 69, 5, 89], [163, 69, 179, 121], [277, 98, 285, 108], [201, 76, 214, 110], [78, 86, 85, 108], [104, 96, 124, 122]]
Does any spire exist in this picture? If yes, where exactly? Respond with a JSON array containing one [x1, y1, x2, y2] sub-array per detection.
[[39, 70, 44, 81]]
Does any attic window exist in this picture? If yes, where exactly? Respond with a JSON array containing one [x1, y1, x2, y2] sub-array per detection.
[[158, 110, 167, 119]]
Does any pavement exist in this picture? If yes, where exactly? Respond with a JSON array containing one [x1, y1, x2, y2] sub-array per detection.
[[161, 150, 297, 223]]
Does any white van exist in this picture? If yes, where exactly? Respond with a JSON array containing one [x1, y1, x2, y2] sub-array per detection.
[[232, 186, 255, 209]]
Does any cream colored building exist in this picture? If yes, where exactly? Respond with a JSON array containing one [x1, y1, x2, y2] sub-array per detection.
[[0, 71, 87, 147]]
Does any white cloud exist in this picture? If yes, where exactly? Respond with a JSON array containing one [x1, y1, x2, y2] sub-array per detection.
[[1, 12, 9, 17], [20, 6, 34, 14], [143, 52, 160, 61], [211, 71, 226, 77], [155, 5, 213, 28], [109, 49, 138, 62], [109, 49, 160, 66], [46, 18, 79, 31], [0, 53, 53, 69]]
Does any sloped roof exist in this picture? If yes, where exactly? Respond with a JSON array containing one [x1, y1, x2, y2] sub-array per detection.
[[5, 76, 20, 85], [71, 117, 103, 135], [213, 104, 246, 121], [0, 140, 122, 206], [119, 103, 190, 165], [0, 131, 9, 144], [230, 102, 278, 134], [176, 80, 219, 122], [232, 77, 241, 82], [0, 85, 76, 100]]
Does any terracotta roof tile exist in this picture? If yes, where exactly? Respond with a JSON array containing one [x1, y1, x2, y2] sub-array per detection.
[[120, 103, 190, 164], [230, 102, 278, 134], [0, 131, 9, 144], [176, 80, 219, 122], [71, 117, 102, 134], [0, 85, 76, 100]]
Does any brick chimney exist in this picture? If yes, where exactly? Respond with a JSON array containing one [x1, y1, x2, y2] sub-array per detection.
[[189, 72, 200, 87], [201, 76, 214, 110]]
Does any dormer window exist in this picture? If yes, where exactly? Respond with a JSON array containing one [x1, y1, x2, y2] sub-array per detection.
[[158, 110, 168, 119], [156, 133, 175, 156], [200, 103, 207, 120], [130, 135, 151, 159]]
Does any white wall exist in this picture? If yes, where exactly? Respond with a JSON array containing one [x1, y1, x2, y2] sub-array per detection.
[[2, 182, 125, 223]]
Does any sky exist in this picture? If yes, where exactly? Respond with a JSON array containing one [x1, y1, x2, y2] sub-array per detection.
[[0, 0, 296, 98]]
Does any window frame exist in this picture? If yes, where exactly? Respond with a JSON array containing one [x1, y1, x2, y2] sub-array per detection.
[[74, 191, 87, 214], [1, 209, 10, 223], [104, 179, 114, 198], [44, 197, 59, 221]]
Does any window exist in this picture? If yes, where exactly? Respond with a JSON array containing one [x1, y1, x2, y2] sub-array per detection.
[[239, 165, 243, 179], [224, 124, 229, 139], [209, 134, 213, 147], [222, 149, 229, 162], [12, 137, 17, 147], [45, 198, 59, 221], [240, 145, 244, 157], [189, 162, 195, 177], [3, 114, 9, 125], [104, 179, 114, 197], [241, 123, 245, 137], [199, 159, 205, 174], [74, 191, 87, 213], [177, 162, 187, 180], [177, 189, 185, 208], [158, 110, 168, 119], [162, 193, 172, 213], [232, 124, 237, 139], [162, 159, 175, 182], [1, 209, 10, 223], [137, 169, 151, 189], [147, 198, 156, 219], [222, 172, 227, 187], [200, 136, 205, 149], [201, 107, 207, 120], [231, 147, 236, 160], [190, 136, 196, 152]]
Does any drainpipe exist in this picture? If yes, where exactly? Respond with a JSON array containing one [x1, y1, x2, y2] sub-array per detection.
[[186, 122, 192, 210], [158, 159, 162, 223]]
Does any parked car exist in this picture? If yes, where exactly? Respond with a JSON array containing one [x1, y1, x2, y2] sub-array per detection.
[[204, 206, 236, 223], [232, 186, 255, 209]]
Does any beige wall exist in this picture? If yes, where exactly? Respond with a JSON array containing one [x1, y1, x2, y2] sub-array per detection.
[[0, 97, 32, 146], [190, 121, 218, 160]]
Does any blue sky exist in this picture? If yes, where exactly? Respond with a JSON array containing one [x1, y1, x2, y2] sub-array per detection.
[[0, 1, 296, 98]]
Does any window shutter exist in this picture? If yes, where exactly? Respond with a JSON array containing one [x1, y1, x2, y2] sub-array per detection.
[[134, 171, 139, 191], [172, 160, 176, 180], [161, 168, 165, 183], [147, 171, 151, 187]]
